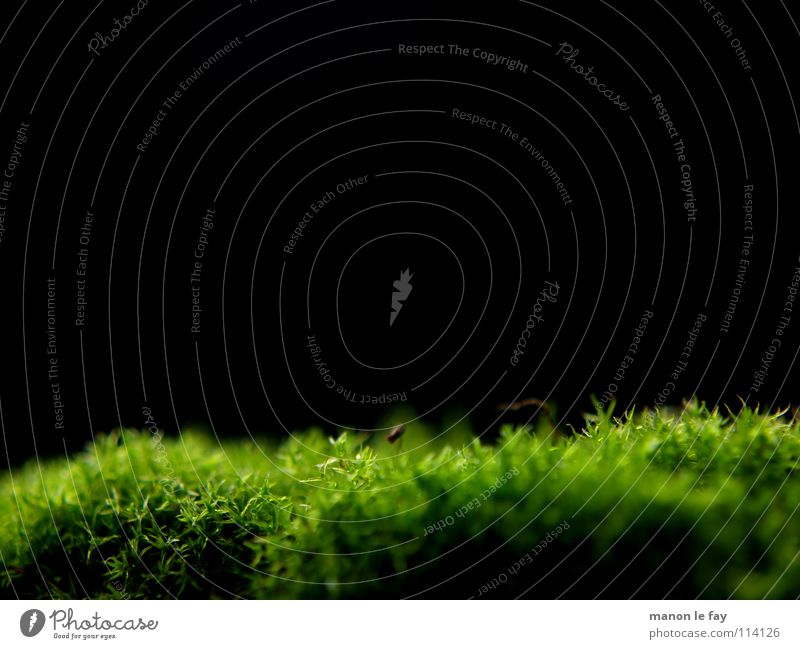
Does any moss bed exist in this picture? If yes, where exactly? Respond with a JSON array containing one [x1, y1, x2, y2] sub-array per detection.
[[2, 401, 799, 598]]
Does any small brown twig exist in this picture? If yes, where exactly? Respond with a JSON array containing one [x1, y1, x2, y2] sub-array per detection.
[[386, 424, 406, 444]]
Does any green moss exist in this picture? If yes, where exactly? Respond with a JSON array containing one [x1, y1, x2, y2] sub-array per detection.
[[2, 401, 799, 598]]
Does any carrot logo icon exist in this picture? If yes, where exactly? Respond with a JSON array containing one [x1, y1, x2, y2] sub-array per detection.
[[390, 269, 413, 326]]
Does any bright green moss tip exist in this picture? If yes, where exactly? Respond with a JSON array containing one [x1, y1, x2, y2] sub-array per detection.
[[2, 400, 799, 599]]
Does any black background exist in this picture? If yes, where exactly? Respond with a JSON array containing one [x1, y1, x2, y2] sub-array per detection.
[[1, 0, 799, 467]]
